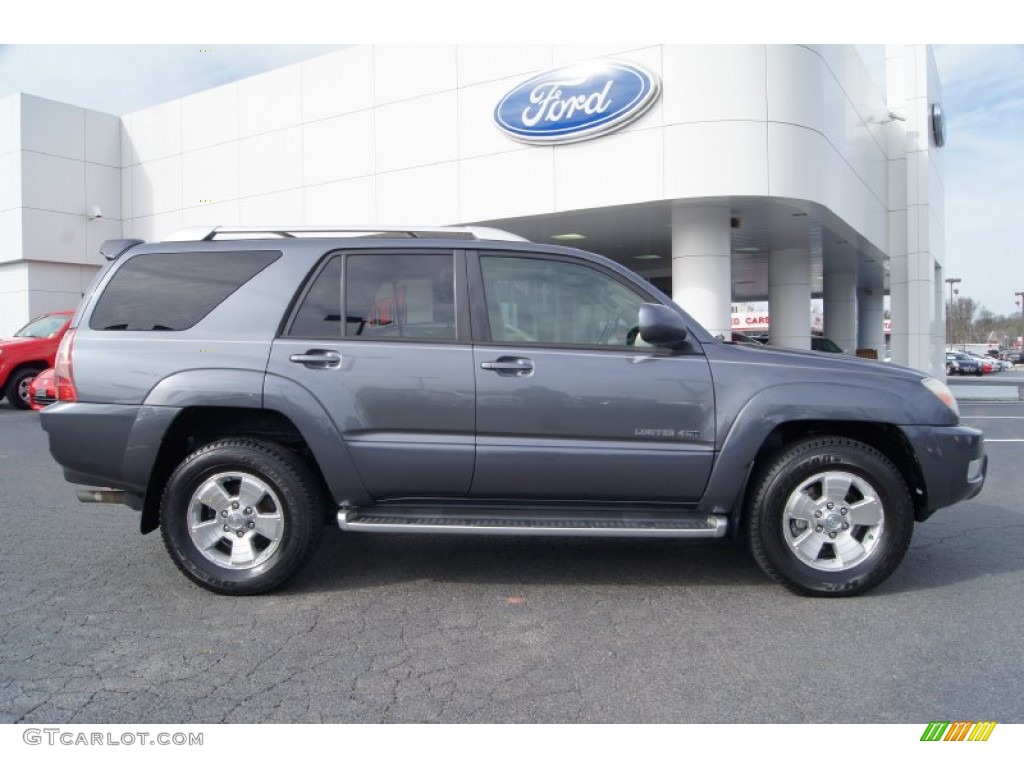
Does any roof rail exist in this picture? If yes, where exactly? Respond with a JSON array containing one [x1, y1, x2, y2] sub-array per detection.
[[162, 225, 529, 243]]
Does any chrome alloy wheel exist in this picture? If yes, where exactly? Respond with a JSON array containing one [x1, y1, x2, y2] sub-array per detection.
[[782, 471, 884, 571], [187, 471, 285, 570], [17, 376, 33, 406]]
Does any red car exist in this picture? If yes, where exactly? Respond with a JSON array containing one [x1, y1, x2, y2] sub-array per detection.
[[28, 367, 56, 411], [0, 311, 74, 410]]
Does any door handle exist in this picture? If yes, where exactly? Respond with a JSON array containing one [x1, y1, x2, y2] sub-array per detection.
[[289, 350, 342, 369], [480, 357, 534, 376]]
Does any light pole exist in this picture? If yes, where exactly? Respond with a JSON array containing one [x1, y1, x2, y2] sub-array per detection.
[[946, 277, 961, 347], [1016, 291, 1024, 350]]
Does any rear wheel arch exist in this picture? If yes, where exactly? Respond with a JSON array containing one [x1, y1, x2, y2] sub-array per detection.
[[140, 406, 334, 534]]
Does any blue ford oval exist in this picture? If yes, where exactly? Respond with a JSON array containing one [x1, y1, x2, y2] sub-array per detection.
[[494, 60, 661, 145]]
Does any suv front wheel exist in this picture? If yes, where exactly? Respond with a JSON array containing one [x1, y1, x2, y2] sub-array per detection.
[[159, 438, 325, 595], [746, 437, 913, 597]]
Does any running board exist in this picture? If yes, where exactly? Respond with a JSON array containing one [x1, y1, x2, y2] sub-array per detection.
[[337, 508, 727, 538]]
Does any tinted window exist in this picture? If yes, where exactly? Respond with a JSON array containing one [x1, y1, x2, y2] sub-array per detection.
[[344, 254, 456, 341], [480, 256, 648, 346], [90, 251, 280, 331], [289, 256, 342, 338]]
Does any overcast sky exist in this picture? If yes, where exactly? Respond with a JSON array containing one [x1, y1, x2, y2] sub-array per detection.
[[1, 37, 1021, 315]]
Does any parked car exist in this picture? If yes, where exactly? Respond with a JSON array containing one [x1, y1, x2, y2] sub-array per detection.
[[0, 311, 74, 409], [40, 228, 986, 598], [966, 352, 995, 374], [811, 336, 844, 354], [28, 367, 56, 411], [730, 331, 766, 346], [946, 352, 981, 376]]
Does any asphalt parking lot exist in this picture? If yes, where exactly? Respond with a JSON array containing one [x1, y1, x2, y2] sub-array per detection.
[[2, 387, 1023, 724]]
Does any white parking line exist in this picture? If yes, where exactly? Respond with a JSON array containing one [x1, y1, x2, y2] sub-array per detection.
[[961, 416, 1024, 419], [982, 439, 1024, 442]]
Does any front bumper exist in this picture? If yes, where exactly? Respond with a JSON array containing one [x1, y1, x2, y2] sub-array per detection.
[[901, 425, 986, 520]]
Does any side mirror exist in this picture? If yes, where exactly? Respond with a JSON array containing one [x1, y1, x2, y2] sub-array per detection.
[[638, 304, 689, 348]]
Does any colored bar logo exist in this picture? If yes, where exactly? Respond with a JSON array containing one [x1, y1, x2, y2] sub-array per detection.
[[921, 721, 997, 741]]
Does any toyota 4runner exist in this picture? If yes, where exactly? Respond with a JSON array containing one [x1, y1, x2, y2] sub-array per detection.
[[40, 226, 986, 596]]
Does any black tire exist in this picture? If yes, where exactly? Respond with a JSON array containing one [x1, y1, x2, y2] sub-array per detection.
[[746, 437, 913, 597], [159, 438, 325, 595], [5, 366, 44, 410]]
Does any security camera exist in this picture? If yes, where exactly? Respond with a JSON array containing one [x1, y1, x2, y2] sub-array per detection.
[[88, 205, 104, 220]]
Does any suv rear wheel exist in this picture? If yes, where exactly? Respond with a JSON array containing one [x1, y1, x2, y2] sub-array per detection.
[[746, 437, 913, 597], [159, 438, 325, 595]]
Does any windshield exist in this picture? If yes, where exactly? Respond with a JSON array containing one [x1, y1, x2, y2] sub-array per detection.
[[14, 314, 68, 338]]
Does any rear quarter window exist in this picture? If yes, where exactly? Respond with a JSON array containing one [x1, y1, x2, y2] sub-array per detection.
[[89, 251, 280, 331]]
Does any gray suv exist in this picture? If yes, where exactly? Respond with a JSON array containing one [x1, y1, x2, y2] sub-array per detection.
[[40, 226, 986, 597]]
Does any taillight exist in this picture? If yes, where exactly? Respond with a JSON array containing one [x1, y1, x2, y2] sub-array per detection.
[[55, 329, 77, 402]]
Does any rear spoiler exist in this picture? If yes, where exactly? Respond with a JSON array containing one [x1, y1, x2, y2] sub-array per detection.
[[99, 239, 145, 261]]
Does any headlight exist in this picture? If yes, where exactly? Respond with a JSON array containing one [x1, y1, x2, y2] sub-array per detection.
[[922, 377, 959, 419]]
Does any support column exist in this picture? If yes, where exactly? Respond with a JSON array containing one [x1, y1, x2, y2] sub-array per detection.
[[823, 270, 858, 353], [857, 283, 885, 358], [769, 248, 811, 349], [671, 204, 732, 339]]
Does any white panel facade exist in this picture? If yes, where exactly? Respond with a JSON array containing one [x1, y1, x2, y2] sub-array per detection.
[[128, 99, 181, 164], [459, 149, 555, 223], [373, 45, 457, 104], [21, 209, 87, 263], [664, 122, 769, 199], [302, 110, 376, 186], [239, 64, 302, 139], [0, 262, 30, 337], [238, 128, 302, 199], [662, 45, 768, 125], [85, 110, 121, 167], [239, 189, 304, 224], [1, 44, 947, 370], [0, 152, 21, 213], [20, 95, 85, 160], [181, 82, 240, 152], [304, 176, 377, 224], [0, 93, 19, 156], [456, 45, 551, 87], [132, 155, 182, 217], [301, 46, 375, 123], [86, 162, 121, 221], [0, 209, 21, 264], [375, 92, 459, 173], [376, 162, 459, 224], [21, 151, 85, 215], [182, 143, 239, 209], [553, 128, 664, 211]]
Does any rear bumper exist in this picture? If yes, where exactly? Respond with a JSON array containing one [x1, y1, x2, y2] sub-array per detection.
[[901, 425, 986, 520], [40, 402, 180, 492]]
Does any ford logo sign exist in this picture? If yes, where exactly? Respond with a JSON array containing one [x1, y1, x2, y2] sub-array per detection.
[[494, 60, 661, 145]]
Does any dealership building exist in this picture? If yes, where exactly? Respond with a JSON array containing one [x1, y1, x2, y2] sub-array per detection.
[[0, 44, 946, 373]]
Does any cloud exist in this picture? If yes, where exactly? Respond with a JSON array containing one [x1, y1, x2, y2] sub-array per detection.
[[0, 44, 345, 115], [935, 45, 1024, 316]]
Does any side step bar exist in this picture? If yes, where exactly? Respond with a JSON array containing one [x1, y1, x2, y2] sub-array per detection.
[[337, 509, 727, 539]]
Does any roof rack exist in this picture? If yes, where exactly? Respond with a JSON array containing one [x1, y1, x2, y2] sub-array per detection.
[[162, 225, 529, 243]]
